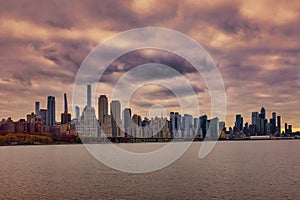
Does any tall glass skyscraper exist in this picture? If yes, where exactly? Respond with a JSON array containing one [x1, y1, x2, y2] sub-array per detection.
[[260, 107, 266, 119], [40, 109, 47, 125], [47, 96, 55, 126], [111, 100, 121, 137], [235, 114, 243, 131], [35, 102, 40, 116], [252, 112, 259, 134], [98, 95, 108, 124], [87, 85, 92, 107], [123, 108, 132, 137], [169, 112, 181, 138], [277, 115, 281, 135]]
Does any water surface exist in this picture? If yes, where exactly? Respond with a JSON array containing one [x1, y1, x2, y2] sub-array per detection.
[[1, 140, 299, 199]]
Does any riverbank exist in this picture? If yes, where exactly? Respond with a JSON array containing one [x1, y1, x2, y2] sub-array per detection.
[[1, 134, 299, 146]]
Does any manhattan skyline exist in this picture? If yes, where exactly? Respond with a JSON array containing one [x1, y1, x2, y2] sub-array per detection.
[[0, 0, 299, 131], [1, 87, 295, 139]]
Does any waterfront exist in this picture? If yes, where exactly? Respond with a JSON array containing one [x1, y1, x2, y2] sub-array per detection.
[[0, 140, 299, 199]]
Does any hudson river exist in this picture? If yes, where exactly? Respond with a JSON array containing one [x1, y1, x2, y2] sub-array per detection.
[[1, 140, 299, 199]]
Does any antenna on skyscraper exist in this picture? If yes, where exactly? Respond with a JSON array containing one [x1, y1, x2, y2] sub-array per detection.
[[64, 93, 68, 113]]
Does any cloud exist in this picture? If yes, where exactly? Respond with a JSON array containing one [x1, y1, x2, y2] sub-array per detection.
[[0, 0, 299, 129]]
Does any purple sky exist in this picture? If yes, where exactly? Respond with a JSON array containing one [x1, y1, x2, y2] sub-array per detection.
[[0, 0, 299, 130]]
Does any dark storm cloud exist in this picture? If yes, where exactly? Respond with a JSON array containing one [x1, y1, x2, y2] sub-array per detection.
[[140, 85, 205, 99], [101, 49, 197, 84]]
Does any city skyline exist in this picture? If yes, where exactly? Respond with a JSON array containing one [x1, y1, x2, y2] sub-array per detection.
[[2, 88, 295, 136], [0, 1, 299, 131]]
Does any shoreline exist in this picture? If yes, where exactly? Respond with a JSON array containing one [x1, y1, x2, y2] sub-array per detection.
[[0, 136, 299, 146]]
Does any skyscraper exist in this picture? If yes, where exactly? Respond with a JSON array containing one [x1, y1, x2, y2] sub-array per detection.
[[200, 115, 208, 138], [260, 107, 266, 119], [207, 117, 219, 140], [98, 95, 108, 124], [169, 112, 181, 138], [123, 108, 132, 137], [270, 112, 277, 135], [272, 112, 276, 124], [277, 115, 281, 135], [182, 114, 193, 138], [132, 114, 142, 137], [40, 109, 47, 125], [35, 102, 40, 116], [252, 112, 258, 133], [61, 93, 71, 124], [132, 114, 142, 126], [175, 112, 181, 137], [258, 107, 267, 135], [77, 106, 98, 137], [47, 96, 55, 126], [194, 118, 201, 137], [288, 125, 292, 134], [169, 112, 175, 137], [75, 106, 80, 120], [270, 118, 276, 135], [87, 85, 92, 107], [235, 114, 243, 132], [76, 85, 98, 137], [110, 100, 121, 137]]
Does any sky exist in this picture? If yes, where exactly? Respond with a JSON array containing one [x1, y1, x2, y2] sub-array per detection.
[[0, 0, 299, 130]]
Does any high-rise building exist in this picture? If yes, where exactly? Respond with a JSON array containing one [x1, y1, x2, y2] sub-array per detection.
[[87, 85, 92, 107], [61, 93, 71, 124], [27, 112, 35, 123], [193, 118, 201, 137], [98, 95, 108, 124], [169, 112, 175, 137], [61, 112, 71, 124], [200, 115, 208, 138], [272, 112, 276, 124], [270, 118, 276, 135], [176, 112, 182, 137], [132, 114, 142, 126], [277, 116, 281, 135], [35, 102, 40, 116], [235, 114, 243, 132], [47, 96, 55, 126], [219, 121, 226, 133], [182, 114, 193, 138], [258, 107, 267, 135], [123, 108, 132, 137], [285, 123, 288, 134], [207, 117, 219, 140], [110, 100, 121, 137], [288, 125, 292, 134], [141, 117, 150, 138], [40, 109, 47, 125], [259, 118, 266, 135], [251, 112, 259, 134], [260, 107, 266, 119], [76, 85, 98, 137], [132, 114, 142, 137], [75, 106, 80, 120], [77, 106, 98, 137], [101, 114, 112, 137], [169, 112, 181, 137]]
